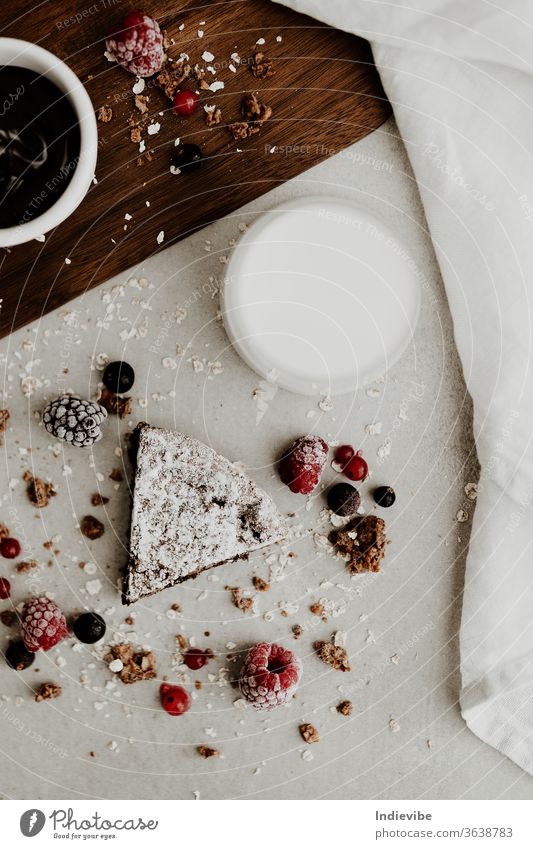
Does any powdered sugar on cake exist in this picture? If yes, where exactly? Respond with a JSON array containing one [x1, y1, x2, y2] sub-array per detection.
[[124, 424, 287, 603]]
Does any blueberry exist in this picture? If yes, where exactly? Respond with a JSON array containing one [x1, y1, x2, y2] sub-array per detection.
[[102, 361, 135, 394], [73, 612, 106, 644], [373, 486, 396, 508], [6, 640, 35, 670], [327, 483, 361, 517], [171, 143, 202, 174]]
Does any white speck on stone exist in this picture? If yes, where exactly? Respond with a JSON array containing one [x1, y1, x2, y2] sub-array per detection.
[[162, 357, 177, 370], [389, 716, 400, 733], [86, 579, 102, 596], [365, 421, 382, 435]]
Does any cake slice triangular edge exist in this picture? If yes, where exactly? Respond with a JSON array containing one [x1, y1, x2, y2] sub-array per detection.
[[123, 423, 287, 604]]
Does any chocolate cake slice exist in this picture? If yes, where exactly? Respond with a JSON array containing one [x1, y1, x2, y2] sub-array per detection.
[[123, 423, 287, 604]]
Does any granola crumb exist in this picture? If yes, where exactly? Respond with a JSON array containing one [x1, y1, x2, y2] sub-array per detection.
[[0, 610, 17, 626], [171, 602, 182, 613], [292, 624, 303, 640], [97, 105, 113, 123], [313, 639, 351, 672], [0, 522, 9, 540], [337, 700, 352, 716], [299, 723, 320, 744], [251, 51, 276, 79], [155, 63, 191, 99], [252, 576, 269, 592], [99, 388, 132, 419], [176, 634, 188, 651], [91, 493, 109, 506], [330, 515, 387, 574], [80, 515, 105, 540], [35, 682, 62, 702], [134, 94, 149, 114], [197, 745, 220, 759], [229, 92, 272, 139], [226, 586, 253, 614], [16, 560, 38, 573], [130, 127, 142, 143], [109, 468, 124, 482], [0, 409, 9, 445], [105, 644, 157, 684], [23, 471, 56, 508], [310, 602, 328, 622], [205, 106, 222, 127]]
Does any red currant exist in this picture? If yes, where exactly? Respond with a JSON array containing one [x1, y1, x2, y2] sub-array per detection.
[[0, 577, 10, 599], [333, 444, 355, 468], [344, 452, 368, 482], [183, 647, 209, 670], [160, 683, 191, 716], [0, 538, 20, 559], [173, 88, 199, 116]]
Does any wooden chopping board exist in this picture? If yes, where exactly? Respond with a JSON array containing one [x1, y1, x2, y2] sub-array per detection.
[[0, 0, 390, 338]]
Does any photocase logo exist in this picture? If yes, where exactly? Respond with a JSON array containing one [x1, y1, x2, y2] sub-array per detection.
[[20, 809, 46, 837]]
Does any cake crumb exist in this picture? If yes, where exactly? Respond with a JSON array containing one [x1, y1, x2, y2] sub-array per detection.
[[292, 624, 303, 640], [81, 515, 105, 540], [337, 700, 352, 716], [0, 522, 9, 540], [229, 92, 272, 139], [205, 106, 222, 127], [35, 682, 62, 702], [299, 723, 320, 744], [91, 493, 109, 506], [24, 471, 56, 508], [313, 639, 351, 672], [105, 644, 157, 684], [109, 468, 124, 482], [197, 745, 220, 759]]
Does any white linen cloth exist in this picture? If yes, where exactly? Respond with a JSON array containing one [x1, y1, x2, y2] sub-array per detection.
[[274, 0, 533, 775]]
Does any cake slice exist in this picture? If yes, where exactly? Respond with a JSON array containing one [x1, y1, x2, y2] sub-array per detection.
[[123, 423, 287, 604]]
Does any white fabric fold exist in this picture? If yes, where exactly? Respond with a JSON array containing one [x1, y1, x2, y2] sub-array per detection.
[[274, 0, 533, 774]]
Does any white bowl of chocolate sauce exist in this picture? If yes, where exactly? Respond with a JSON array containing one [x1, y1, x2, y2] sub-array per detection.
[[0, 38, 98, 247]]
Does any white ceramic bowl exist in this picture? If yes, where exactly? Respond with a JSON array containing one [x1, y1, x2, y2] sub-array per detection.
[[0, 38, 98, 247], [221, 196, 421, 396]]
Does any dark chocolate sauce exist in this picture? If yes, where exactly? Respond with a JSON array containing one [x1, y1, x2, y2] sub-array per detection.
[[0, 66, 81, 228]]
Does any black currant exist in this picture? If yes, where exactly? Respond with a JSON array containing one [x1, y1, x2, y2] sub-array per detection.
[[6, 640, 35, 670], [327, 483, 361, 517], [73, 612, 106, 644], [102, 361, 135, 394], [373, 486, 396, 508], [171, 143, 202, 174]]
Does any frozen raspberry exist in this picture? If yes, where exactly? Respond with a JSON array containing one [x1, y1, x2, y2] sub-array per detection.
[[105, 10, 166, 77], [279, 435, 328, 494], [239, 642, 302, 710], [160, 683, 191, 716], [20, 597, 68, 652]]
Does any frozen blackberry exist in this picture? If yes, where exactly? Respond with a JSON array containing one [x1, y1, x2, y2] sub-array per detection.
[[373, 486, 396, 508], [171, 143, 202, 174], [102, 361, 135, 393], [73, 612, 106, 644], [42, 395, 107, 448], [6, 639, 35, 670], [327, 483, 361, 517]]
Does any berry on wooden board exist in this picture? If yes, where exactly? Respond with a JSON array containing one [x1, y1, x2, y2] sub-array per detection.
[[173, 89, 199, 116]]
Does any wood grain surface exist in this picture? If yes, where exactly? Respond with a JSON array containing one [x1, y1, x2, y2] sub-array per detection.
[[0, 0, 390, 337]]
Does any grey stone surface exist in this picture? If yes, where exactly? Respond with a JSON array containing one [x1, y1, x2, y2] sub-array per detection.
[[1, 118, 531, 799]]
